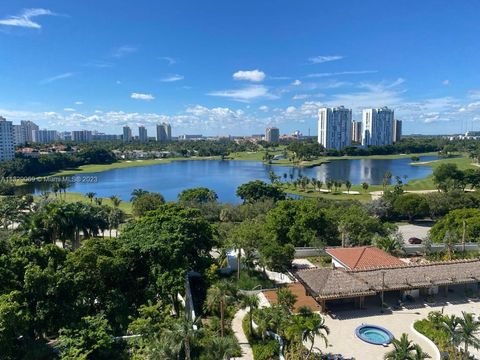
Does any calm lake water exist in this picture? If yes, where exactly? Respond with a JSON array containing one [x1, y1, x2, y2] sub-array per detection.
[[24, 156, 438, 203]]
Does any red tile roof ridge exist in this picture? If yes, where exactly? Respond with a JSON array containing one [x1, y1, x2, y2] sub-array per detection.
[[348, 258, 480, 273]]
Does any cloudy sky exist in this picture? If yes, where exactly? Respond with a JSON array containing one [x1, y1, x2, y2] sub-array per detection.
[[1, 0, 480, 136]]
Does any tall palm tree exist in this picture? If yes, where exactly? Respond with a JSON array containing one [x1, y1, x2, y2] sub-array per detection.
[[345, 180, 352, 194], [85, 192, 96, 203], [276, 287, 297, 312], [303, 313, 330, 358], [457, 311, 480, 354], [241, 295, 259, 336], [131, 188, 148, 201], [204, 281, 234, 337], [441, 314, 461, 348], [384, 333, 417, 360], [109, 195, 122, 208]]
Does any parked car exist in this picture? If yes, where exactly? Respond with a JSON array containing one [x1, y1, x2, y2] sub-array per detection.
[[408, 237, 422, 244]]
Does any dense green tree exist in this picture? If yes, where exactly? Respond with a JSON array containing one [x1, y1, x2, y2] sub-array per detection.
[[393, 194, 429, 222], [259, 242, 295, 273], [429, 208, 480, 243], [178, 187, 218, 203], [264, 199, 337, 247], [433, 163, 465, 192], [236, 180, 285, 204], [131, 192, 165, 217], [57, 314, 124, 360], [119, 204, 214, 311]]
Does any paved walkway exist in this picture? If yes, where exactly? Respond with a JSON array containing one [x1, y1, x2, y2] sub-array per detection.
[[232, 308, 254, 360]]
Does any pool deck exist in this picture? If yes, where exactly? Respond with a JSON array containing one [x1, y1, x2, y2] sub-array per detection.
[[313, 296, 480, 359]]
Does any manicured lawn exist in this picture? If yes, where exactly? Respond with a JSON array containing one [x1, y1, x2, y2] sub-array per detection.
[[282, 183, 373, 202], [49, 156, 221, 176], [407, 154, 476, 190], [34, 192, 133, 214]]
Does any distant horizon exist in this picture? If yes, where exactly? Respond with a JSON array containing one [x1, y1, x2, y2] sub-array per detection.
[[1, 1, 480, 136]]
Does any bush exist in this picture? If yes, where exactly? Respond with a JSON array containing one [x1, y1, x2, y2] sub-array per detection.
[[242, 313, 279, 360], [235, 271, 275, 290]]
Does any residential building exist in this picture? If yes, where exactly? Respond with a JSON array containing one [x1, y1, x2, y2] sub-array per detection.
[[92, 133, 120, 141], [178, 134, 203, 140], [362, 107, 394, 146], [0, 117, 15, 161], [32, 129, 58, 144], [138, 126, 148, 142], [351, 120, 362, 144], [265, 127, 280, 142], [156, 122, 171, 142], [13, 125, 26, 146], [393, 119, 402, 143], [72, 130, 92, 142], [317, 106, 352, 150], [20, 120, 39, 143], [59, 132, 72, 141], [123, 126, 132, 142], [326, 246, 405, 270]]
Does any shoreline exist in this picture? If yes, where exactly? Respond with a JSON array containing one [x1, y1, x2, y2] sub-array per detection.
[[46, 151, 440, 177]]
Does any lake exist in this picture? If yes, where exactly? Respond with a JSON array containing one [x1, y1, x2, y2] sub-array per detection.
[[24, 155, 438, 203]]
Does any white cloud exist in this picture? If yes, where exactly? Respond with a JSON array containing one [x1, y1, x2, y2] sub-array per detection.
[[0, 8, 57, 29], [259, 105, 269, 112], [160, 74, 184, 82], [292, 79, 302, 86], [159, 57, 176, 65], [308, 55, 343, 64], [207, 85, 278, 102], [112, 45, 137, 58], [40, 72, 74, 84], [83, 61, 114, 68], [442, 79, 450, 86], [131, 93, 155, 101], [63, 108, 76, 112], [286, 106, 296, 114], [233, 70, 266, 82], [292, 94, 310, 100], [306, 70, 378, 78], [74, 101, 83, 105]]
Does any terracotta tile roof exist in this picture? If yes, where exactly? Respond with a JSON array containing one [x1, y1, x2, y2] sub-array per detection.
[[326, 246, 406, 270], [295, 259, 480, 300], [263, 283, 321, 313]]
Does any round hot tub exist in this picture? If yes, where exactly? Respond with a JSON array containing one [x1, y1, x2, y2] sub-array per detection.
[[355, 324, 393, 345]]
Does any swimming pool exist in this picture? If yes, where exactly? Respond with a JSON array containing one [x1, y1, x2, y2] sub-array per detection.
[[355, 324, 393, 345]]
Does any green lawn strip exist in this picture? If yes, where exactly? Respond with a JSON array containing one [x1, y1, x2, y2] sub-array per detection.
[[34, 192, 133, 214]]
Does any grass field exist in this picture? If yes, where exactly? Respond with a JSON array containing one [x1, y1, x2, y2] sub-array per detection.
[[49, 156, 221, 176], [35, 192, 133, 214]]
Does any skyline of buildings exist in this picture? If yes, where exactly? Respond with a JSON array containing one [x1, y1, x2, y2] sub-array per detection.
[[316, 106, 402, 150], [156, 123, 172, 142]]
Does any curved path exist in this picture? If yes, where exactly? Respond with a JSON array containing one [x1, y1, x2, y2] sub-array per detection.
[[232, 308, 254, 360]]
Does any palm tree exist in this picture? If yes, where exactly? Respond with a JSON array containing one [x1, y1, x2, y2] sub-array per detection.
[[241, 295, 259, 336], [457, 311, 480, 354], [384, 333, 417, 360], [413, 344, 431, 360], [441, 314, 460, 348], [345, 180, 352, 194], [109, 195, 122, 208], [205, 336, 238, 360], [303, 313, 330, 358], [131, 188, 148, 201], [362, 182, 369, 192], [326, 179, 333, 192], [383, 171, 393, 190], [85, 192, 96, 203], [204, 281, 234, 337], [374, 235, 401, 255], [276, 287, 297, 312]]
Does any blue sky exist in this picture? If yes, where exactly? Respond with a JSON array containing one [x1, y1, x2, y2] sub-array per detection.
[[1, 1, 480, 136]]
